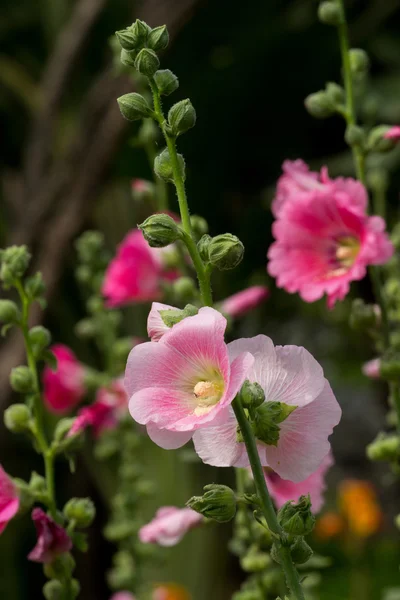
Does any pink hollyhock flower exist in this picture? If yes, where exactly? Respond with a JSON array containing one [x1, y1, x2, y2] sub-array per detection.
[[43, 344, 85, 414], [139, 507, 202, 546], [0, 465, 19, 534], [220, 286, 269, 318], [28, 508, 72, 563], [147, 302, 176, 341], [267, 160, 394, 308], [264, 452, 333, 513], [125, 307, 253, 449], [110, 594, 136, 600], [69, 378, 128, 437], [193, 335, 341, 482], [384, 126, 400, 141], [362, 358, 381, 379], [102, 229, 178, 307]]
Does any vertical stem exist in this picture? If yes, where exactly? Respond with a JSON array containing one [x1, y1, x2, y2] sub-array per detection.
[[232, 397, 306, 600], [144, 139, 169, 211]]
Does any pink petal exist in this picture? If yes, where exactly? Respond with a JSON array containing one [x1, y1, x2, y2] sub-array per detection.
[[146, 423, 192, 449], [147, 302, 176, 341]]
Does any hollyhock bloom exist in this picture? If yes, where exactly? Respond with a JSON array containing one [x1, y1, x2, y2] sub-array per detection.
[[125, 307, 253, 449], [220, 286, 269, 318], [264, 452, 333, 513], [362, 358, 381, 379], [193, 335, 341, 482], [43, 344, 85, 414], [28, 508, 72, 563], [69, 379, 128, 437], [267, 160, 394, 308], [384, 126, 400, 141], [102, 229, 178, 307], [0, 465, 19, 534], [139, 507, 202, 547]]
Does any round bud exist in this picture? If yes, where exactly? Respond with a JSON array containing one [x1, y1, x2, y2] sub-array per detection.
[[367, 126, 395, 153], [134, 48, 160, 77], [278, 495, 315, 536], [208, 233, 244, 270], [187, 484, 236, 523], [75, 318, 96, 339], [139, 213, 182, 248], [318, 1, 343, 26], [117, 92, 153, 121], [304, 91, 335, 119], [120, 48, 138, 68], [154, 148, 186, 183], [172, 277, 196, 303], [0, 245, 31, 284], [366, 434, 400, 462], [325, 82, 345, 105], [147, 25, 169, 52], [197, 234, 212, 262], [168, 99, 196, 136], [43, 580, 64, 600], [129, 19, 150, 49], [0, 300, 19, 323], [345, 124, 365, 147], [29, 326, 51, 356], [190, 215, 208, 237], [154, 69, 179, 96], [239, 380, 265, 409], [349, 48, 370, 76], [115, 28, 137, 51], [63, 497, 96, 528], [290, 537, 313, 564], [75, 231, 104, 263], [10, 366, 35, 394], [4, 403, 32, 433], [25, 272, 45, 300]]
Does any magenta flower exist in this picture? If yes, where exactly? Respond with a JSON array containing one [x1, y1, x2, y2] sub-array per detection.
[[139, 506, 202, 547], [220, 286, 269, 318], [362, 358, 381, 379], [384, 126, 400, 141], [264, 452, 333, 513], [43, 344, 86, 414], [267, 160, 394, 307], [193, 335, 341, 482], [125, 307, 253, 450], [0, 465, 19, 534], [102, 229, 178, 307], [28, 508, 72, 563]]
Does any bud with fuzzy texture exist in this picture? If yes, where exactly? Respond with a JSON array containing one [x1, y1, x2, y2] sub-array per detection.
[[63, 497, 96, 528], [0, 245, 31, 285], [318, 1, 343, 26], [134, 48, 160, 77], [197, 234, 212, 262], [289, 536, 313, 564], [207, 233, 244, 270], [25, 272, 45, 300], [345, 125, 365, 148], [115, 29, 137, 51], [120, 49, 138, 68], [117, 93, 152, 121], [187, 484, 236, 523], [190, 215, 208, 237], [367, 433, 400, 462], [305, 91, 335, 119], [277, 495, 315, 536], [154, 69, 179, 96], [4, 403, 32, 433], [0, 300, 19, 324], [29, 326, 51, 357], [168, 99, 196, 136], [349, 48, 370, 76], [147, 25, 169, 52], [10, 366, 34, 394], [128, 19, 150, 49], [139, 214, 182, 248], [239, 380, 265, 409], [154, 148, 186, 183], [253, 401, 296, 446]]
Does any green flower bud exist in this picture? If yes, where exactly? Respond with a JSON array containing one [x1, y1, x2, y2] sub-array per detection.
[[139, 213, 182, 248], [117, 92, 153, 121], [29, 326, 51, 356], [64, 497, 96, 528], [134, 48, 160, 77], [115, 28, 137, 50], [0, 245, 31, 285], [75, 265, 92, 285], [154, 69, 179, 96], [318, 1, 343, 26], [253, 401, 296, 446], [54, 418, 76, 442], [129, 19, 151, 49], [29, 471, 47, 495], [25, 272, 45, 300], [349, 48, 370, 76], [168, 99, 196, 136], [159, 304, 198, 328], [13, 478, 34, 513], [10, 366, 35, 394], [239, 380, 265, 409], [0, 300, 19, 324], [305, 91, 335, 119], [75, 318, 96, 339], [367, 126, 395, 153], [325, 82, 345, 105], [208, 233, 244, 271], [345, 124, 366, 147], [75, 231, 104, 264], [240, 549, 271, 572], [187, 483, 236, 523], [197, 234, 212, 262], [4, 403, 32, 433], [147, 25, 169, 52], [278, 495, 316, 536], [366, 433, 400, 462], [154, 148, 186, 183], [43, 580, 64, 600], [349, 299, 380, 331], [380, 351, 400, 381], [190, 215, 208, 237], [120, 48, 138, 68], [290, 536, 313, 564], [172, 277, 197, 303]]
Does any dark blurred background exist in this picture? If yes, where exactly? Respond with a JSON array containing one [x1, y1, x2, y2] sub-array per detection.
[[1, 0, 400, 598]]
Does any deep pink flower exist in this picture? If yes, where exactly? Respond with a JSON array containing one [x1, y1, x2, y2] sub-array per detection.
[[267, 160, 394, 308], [384, 126, 400, 141], [139, 507, 202, 547], [362, 358, 381, 379], [264, 452, 333, 513], [193, 335, 341, 482], [220, 286, 269, 318], [110, 593, 136, 600], [125, 307, 253, 449], [43, 344, 85, 414], [0, 465, 19, 534], [102, 229, 178, 307], [28, 508, 72, 563]]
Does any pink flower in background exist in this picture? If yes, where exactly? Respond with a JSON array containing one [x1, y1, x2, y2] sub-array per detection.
[[139, 507, 202, 546], [220, 285, 269, 318], [43, 344, 85, 414], [147, 302, 176, 341], [110, 593, 136, 600], [102, 229, 177, 307], [264, 452, 333, 513], [28, 508, 72, 563], [0, 465, 19, 534], [362, 358, 381, 379], [125, 307, 253, 450], [384, 126, 400, 141], [267, 160, 394, 308], [193, 335, 341, 482]]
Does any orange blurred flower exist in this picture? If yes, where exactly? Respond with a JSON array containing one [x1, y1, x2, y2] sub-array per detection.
[[315, 511, 345, 540], [339, 480, 382, 537], [153, 583, 191, 600]]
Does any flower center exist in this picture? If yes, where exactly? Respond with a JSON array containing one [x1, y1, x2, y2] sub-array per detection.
[[193, 380, 224, 416], [335, 236, 360, 268]]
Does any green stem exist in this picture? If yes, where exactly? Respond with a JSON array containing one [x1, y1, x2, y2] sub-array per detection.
[[148, 78, 213, 307], [232, 396, 305, 600]]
